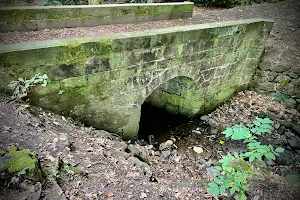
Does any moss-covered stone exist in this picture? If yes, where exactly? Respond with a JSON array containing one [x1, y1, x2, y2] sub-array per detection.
[[0, 19, 273, 139], [4, 147, 44, 182], [0, 3, 194, 32]]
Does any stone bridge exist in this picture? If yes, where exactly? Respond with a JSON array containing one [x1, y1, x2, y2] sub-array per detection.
[[0, 19, 273, 139]]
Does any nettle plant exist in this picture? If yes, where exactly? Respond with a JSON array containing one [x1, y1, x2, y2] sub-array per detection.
[[7, 74, 50, 99], [207, 118, 284, 200]]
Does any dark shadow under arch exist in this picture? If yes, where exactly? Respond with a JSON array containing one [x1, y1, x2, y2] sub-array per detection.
[[138, 76, 201, 142]]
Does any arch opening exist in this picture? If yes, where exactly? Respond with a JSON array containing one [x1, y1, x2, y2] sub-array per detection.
[[138, 76, 203, 143]]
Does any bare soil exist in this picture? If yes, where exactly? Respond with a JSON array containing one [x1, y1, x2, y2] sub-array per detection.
[[1, 90, 300, 200]]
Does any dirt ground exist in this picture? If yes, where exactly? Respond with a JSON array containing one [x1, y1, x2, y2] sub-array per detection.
[[1, 90, 300, 200], [1, 0, 300, 199]]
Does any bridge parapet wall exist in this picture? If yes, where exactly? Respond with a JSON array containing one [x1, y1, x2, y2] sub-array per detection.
[[0, 2, 193, 32], [0, 19, 273, 139]]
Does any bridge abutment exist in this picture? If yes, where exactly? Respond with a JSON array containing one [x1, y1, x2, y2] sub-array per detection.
[[0, 19, 273, 139]]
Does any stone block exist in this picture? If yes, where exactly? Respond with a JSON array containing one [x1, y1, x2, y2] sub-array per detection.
[[46, 20, 66, 29], [0, 19, 273, 140], [66, 18, 84, 28]]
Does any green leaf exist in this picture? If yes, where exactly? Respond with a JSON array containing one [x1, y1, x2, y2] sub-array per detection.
[[230, 187, 236, 195], [266, 129, 272, 134], [208, 182, 218, 188], [242, 152, 253, 157], [275, 147, 285, 153], [235, 193, 247, 200], [214, 178, 223, 185], [207, 186, 219, 197], [241, 184, 248, 191], [222, 128, 233, 137], [249, 154, 255, 163], [233, 186, 240, 192], [262, 118, 273, 124], [268, 144, 274, 152], [227, 174, 233, 179], [260, 124, 273, 130], [211, 168, 220, 173], [270, 153, 276, 160], [255, 153, 262, 160], [234, 152, 239, 158], [253, 120, 261, 126], [265, 152, 271, 159], [219, 185, 226, 195]]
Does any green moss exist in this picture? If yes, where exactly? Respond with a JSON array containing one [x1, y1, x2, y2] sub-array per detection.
[[134, 6, 152, 17], [72, 167, 83, 175], [60, 38, 111, 65], [61, 39, 90, 64], [5, 147, 38, 173]]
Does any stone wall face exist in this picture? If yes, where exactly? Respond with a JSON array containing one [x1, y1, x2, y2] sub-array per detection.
[[145, 76, 203, 117], [0, 19, 273, 139], [0, 2, 193, 32], [253, 58, 300, 110]]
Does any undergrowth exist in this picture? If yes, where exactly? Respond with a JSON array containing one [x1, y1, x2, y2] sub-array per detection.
[[207, 117, 284, 199]]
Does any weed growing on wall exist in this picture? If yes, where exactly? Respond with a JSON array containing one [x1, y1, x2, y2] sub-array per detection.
[[207, 118, 284, 199], [7, 74, 50, 100]]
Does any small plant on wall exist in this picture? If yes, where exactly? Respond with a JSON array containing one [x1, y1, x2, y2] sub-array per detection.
[[207, 118, 284, 199], [7, 73, 50, 100]]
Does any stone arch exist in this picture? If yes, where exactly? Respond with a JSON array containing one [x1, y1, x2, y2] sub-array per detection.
[[141, 75, 204, 118]]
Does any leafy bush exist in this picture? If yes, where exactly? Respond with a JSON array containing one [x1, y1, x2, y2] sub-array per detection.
[[43, 0, 75, 6], [7, 74, 50, 100], [207, 118, 284, 199], [192, 0, 265, 7]]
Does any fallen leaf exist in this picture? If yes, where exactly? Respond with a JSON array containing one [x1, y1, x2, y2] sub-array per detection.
[[15, 123, 21, 127], [106, 191, 114, 197], [58, 189, 63, 196]]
